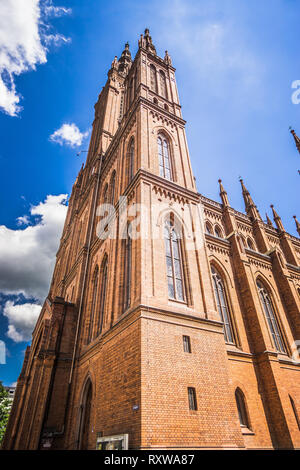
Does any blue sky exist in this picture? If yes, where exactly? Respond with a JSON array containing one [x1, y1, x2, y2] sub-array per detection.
[[0, 0, 299, 386]]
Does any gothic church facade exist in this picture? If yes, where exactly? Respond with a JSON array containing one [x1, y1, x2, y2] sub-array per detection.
[[3, 30, 300, 450]]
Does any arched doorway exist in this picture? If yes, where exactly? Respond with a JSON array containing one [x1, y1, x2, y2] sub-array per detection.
[[78, 379, 92, 450]]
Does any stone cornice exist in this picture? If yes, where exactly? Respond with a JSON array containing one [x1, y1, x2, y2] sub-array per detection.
[[138, 168, 200, 202], [227, 349, 253, 360], [199, 194, 222, 210], [286, 263, 300, 274], [245, 248, 271, 262], [205, 233, 230, 247]]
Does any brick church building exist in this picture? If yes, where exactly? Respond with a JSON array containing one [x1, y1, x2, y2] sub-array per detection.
[[3, 29, 300, 450]]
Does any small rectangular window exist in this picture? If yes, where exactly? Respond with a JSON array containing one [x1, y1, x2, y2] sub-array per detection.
[[188, 387, 197, 411], [183, 335, 191, 353]]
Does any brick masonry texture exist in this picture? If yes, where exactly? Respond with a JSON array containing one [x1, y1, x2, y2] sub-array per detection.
[[2, 30, 300, 450]]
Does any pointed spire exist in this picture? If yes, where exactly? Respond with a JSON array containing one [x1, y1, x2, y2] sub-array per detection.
[[271, 205, 285, 232], [218, 179, 229, 207], [265, 213, 273, 227], [293, 215, 300, 236], [118, 42, 132, 74], [111, 55, 118, 70], [138, 28, 156, 54], [164, 50, 172, 66], [240, 178, 250, 201], [239, 178, 262, 220], [290, 128, 300, 155]]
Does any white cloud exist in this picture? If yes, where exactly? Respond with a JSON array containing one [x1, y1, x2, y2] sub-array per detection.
[[50, 123, 89, 147], [16, 215, 30, 226], [3, 301, 41, 343], [0, 194, 68, 301], [44, 3, 72, 17], [44, 33, 71, 47], [0, 0, 71, 116]]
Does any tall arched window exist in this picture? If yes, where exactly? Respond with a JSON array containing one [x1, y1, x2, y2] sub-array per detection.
[[129, 78, 134, 103], [214, 225, 223, 238], [75, 220, 82, 257], [128, 139, 134, 183], [134, 72, 138, 93], [87, 266, 99, 343], [97, 256, 108, 335], [164, 218, 185, 301], [124, 228, 132, 310], [205, 222, 213, 235], [158, 135, 172, 181], [235, 388, 250, 428], [150, 65, 157, 93], [238, 234, 246, 252], [211, 266, 235, 344], [110, 171, 116, 205], [159, 70, 167, 99], [103, 183, 108, 204], [119, 91, 124, 122], [247, 238, 255, 250], [78, 379, 92, 449], [257, 281, 286, 353]]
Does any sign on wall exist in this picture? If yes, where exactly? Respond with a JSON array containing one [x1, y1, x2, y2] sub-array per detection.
[[96, 433, 129, 450]]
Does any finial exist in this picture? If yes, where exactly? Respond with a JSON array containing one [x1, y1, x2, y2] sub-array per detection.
[[266, 213, 273, 227], [239, 178, 262, 220], [270, 205, 285, 232], [141, 27, 156, 54], [239, 177, 250, 199], [111, 55, 118, 70], [239, 177, 245, 185], [218, 179, 229, 207], [164, 50, 172, 66], [239, 177, 248, 193], [218, 178, 225, 191], [138, 33, 145, 49], [293, 215, 300, 236], [290, 127, 300, 155], [118, 42, 132, 74]]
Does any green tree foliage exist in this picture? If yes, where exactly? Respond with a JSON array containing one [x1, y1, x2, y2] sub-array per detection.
[[0, 381, 11, 445]]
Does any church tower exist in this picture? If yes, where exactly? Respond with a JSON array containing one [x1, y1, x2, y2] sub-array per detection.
[[3, 30, 300, 451], [2, 29, 244, 450]]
